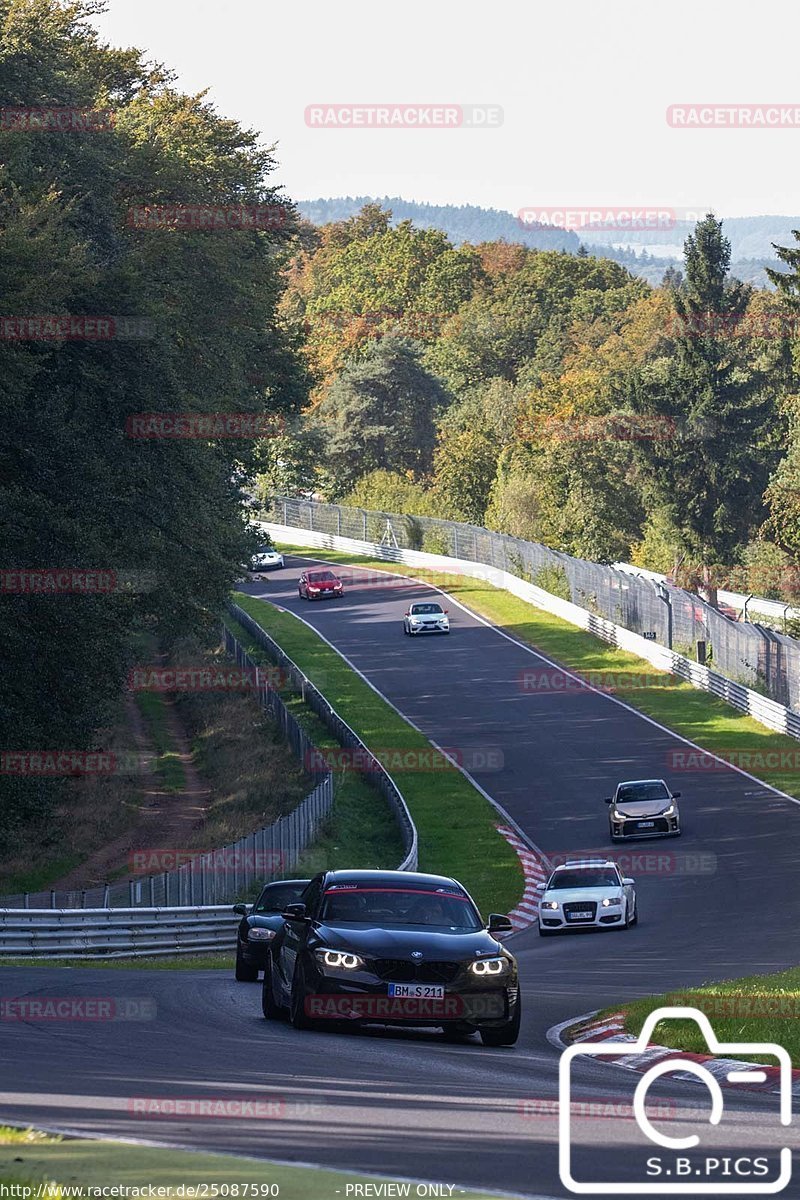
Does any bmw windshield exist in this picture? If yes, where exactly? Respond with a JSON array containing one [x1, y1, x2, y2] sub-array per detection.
[[320, 886, 482, 930]]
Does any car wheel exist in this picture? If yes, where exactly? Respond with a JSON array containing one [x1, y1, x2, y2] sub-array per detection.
[[629, 897, 638, 927], [298, 588, 303, 598], [262, 955, 288, 1020], [235, 950, 259, 982], [479, 995, 521, 1047], [289, 960, 316, 1030]]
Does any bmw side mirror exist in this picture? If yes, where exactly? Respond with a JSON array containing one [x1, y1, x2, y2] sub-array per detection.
[[622, 878, 635, 887], [487, 913, 513, 933], [282, 902, 308, 922], [232, 903, 248, 915]]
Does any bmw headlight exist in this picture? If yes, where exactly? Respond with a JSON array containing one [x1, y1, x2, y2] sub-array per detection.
[[315, 949, 364, 970], [470, 957, 509, 976], [601, 897, 622, 908], [247, 927, 276, 941], [542, 900, 559, 911]]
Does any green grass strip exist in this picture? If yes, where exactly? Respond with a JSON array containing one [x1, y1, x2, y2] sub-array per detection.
[[596, 966, 800, 1067], [230, 594, 523, 917], [275, 543, 800, 803], [0, 1132, 515, 1198], [133, 692, 187, 792]]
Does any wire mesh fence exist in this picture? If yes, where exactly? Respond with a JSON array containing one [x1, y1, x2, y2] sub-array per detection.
[[267, 495, 800, 713]]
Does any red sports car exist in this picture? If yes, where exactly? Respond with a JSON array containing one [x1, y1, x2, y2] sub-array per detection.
[[298, 568, 344, 600]]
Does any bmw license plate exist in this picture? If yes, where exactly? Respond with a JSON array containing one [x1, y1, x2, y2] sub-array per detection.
[[568, 911, 592, 920], [637, 820, 655, 828], [387, 983, 445, 999]]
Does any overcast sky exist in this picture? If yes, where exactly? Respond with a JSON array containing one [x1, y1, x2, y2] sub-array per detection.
[[91, 0, 798, 218]]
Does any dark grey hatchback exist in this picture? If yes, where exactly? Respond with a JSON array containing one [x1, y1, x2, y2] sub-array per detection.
[[233, 879, 310, 981]]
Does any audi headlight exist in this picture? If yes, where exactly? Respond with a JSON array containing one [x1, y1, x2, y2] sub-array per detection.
[[601, 897, 622, 908], [315, 949, 364, 970], [247, 927, 276, 941], [470, 957, 509, 977], [542, 900, 559, 910]]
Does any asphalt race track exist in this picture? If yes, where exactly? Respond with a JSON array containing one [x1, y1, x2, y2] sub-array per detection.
[[2, 556, 799, 1198]]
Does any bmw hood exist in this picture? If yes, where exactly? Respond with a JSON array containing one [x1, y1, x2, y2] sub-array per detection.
[[311, 923, 502, 958]]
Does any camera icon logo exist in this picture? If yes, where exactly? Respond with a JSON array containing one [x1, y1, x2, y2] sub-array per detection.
[[559, 1006, 792, 1194]]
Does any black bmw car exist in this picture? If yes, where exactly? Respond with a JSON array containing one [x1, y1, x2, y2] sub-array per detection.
[[261, 869, 521, 1045], [233, 879, 310, 981]]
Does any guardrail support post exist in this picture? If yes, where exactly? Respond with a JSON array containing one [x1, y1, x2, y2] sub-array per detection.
[[129, 881, 135, 906]]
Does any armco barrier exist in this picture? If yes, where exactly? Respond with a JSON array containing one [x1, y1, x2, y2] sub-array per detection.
[[259, 514, 800, 742], [0, 905, 239, 959]]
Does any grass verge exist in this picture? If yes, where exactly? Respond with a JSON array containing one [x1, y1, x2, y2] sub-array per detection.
[[229, 595, 523, 918], [0, 953, 233, 971], [223, 613, 405, 883], [595, 965, 800, 1067], [275, 544, 800, 804], [0, 1130, 513, 1199]]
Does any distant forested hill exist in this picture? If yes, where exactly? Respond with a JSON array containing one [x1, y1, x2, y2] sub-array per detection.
[[297, 196, 794, 288]]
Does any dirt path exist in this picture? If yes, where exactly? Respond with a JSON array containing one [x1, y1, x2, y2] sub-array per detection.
[[51, 693, 211, 891]]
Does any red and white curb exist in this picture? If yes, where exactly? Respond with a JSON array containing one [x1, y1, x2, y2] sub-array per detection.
[[497, 824, 550, 931], [551, 1010, 800, 1097]]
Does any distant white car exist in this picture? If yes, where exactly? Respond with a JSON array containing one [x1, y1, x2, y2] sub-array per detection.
[[604, 778, 681, 840], [403, 601, 450, 635], [250, 547, 284, 571], [538, 860, 637, 936]]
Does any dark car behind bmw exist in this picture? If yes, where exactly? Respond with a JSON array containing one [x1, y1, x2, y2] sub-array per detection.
[[233, 879, 310, 980], [262, 869, 520, 1045]]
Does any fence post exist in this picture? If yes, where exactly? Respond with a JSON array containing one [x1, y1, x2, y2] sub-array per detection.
[[129, 881, 135, 907], [50, 890, 56, 910]]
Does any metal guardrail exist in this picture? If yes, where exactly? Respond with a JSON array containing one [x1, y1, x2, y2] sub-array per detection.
[[0, 905, 239, 959], [227, 602, 418, 872]]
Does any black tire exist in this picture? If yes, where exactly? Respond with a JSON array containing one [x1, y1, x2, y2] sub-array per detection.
[[479, 995, 521, 1047], [235, 951, 259, 982], [262, 956, 288, 1020], [629, 897, 638, 927], [289, 960, 316, 1030]]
